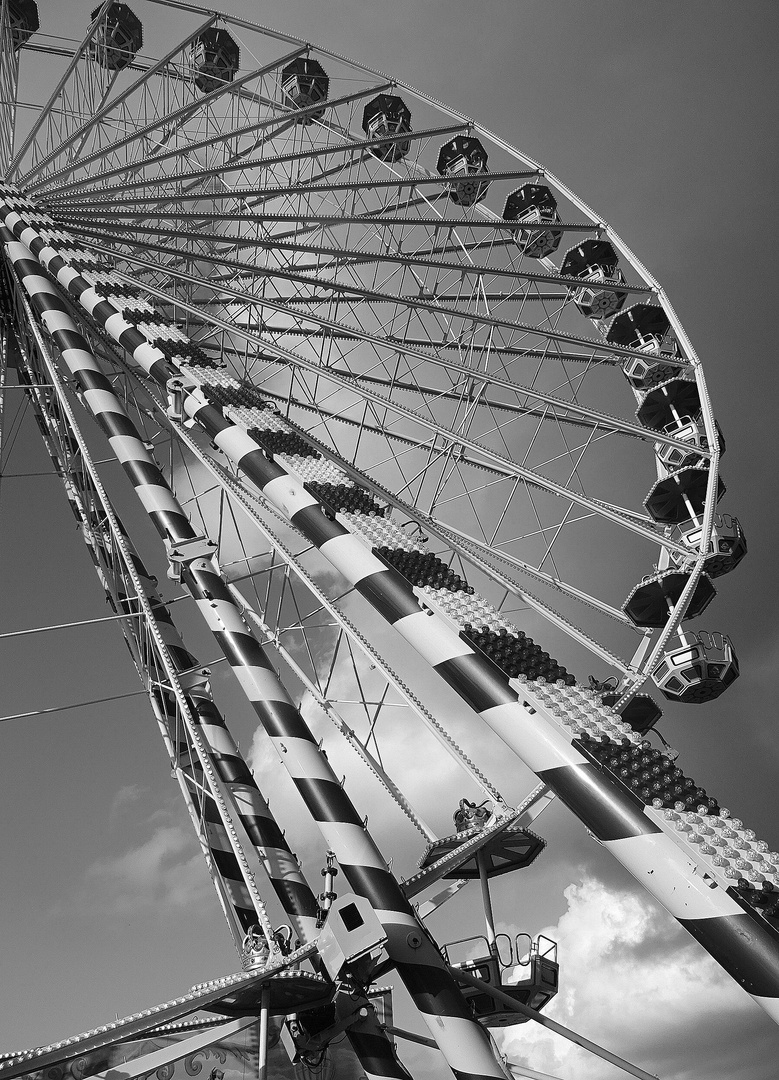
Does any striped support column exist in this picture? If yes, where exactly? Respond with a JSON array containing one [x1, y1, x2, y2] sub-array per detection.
[[0, 235, 451, 1080], [5, 195, 778, 1025], [3, 227, 327, 928], [129, 547, 322, 946], [180, 544, 511, 1080], [7, 328, 261, 943], [4, 272, 312, 943], [181, 392, 779, 1023]]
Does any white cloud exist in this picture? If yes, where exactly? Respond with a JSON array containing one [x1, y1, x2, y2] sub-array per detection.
[[86, 822, 214, 915], [245, 654, 484, 881], [109, 783, 146, 821], [498, 876, 778, 1080]]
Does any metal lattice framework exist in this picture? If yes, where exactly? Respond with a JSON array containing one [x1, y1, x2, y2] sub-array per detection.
[[0, 4, 776, 1079]]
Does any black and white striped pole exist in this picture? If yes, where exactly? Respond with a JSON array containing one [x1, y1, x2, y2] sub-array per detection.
[[0, 221, 511, 1080], [3, 253, 327, 945]]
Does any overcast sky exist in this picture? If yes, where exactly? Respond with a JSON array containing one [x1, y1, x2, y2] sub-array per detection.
[[1, 2, 778, 1078]]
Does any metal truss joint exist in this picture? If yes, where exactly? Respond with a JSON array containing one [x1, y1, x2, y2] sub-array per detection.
[[166, 374, 197, 422], [165, 535, 218, 581]]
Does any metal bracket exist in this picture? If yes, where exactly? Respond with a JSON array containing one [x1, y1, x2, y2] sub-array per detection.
[[177, 665, 212, 693], [165, 535, 218, 581], [317, 893, 388, 981], [166, 374, 196, 421]]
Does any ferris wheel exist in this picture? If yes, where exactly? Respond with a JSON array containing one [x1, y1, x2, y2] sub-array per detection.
[[0, 2, 776, 1079]]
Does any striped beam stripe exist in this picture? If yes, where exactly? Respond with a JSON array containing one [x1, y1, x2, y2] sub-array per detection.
[[1, 232, 420, 1080], [6, 197, 778, 1024], [181, 570, 323, 940]]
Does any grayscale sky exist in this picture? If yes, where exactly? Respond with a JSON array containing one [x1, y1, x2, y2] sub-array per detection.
[[0, 2, 778, 1078]]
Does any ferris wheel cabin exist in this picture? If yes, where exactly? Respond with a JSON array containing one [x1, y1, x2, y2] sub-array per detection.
[[190, 28, 239, 95], [560, 238, 628, 320], [89, 2, 142, 70], [280, 57, 329, 122], [6, 0, 37, 49], [436, 135, 491, 206], [651, 631, 740, 703], [362, 94, 413, 161], [622, 567, 717, 628], [671, 513, 748, 578], [502, 183, 563, 257], [611, 303, 681, 388], [599, 690, 664, 735]]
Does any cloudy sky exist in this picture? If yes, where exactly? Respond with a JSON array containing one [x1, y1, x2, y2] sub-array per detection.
[[1, 2, 778, 1078]]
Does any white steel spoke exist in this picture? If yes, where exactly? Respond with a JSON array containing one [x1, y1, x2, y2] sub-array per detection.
[[56, 210, 650, 298], [64, 227, 689, 371], [48, 120, 469, 198], [35, 79, 397, 196]]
